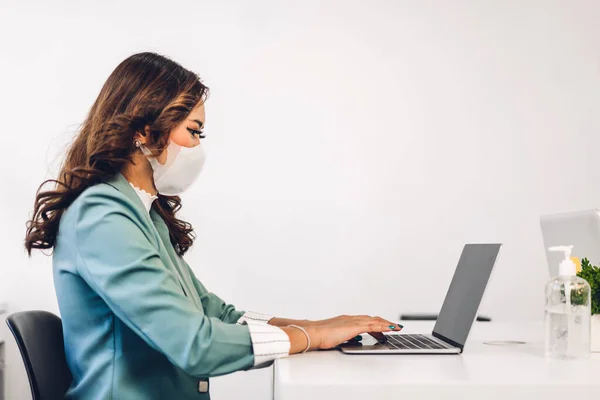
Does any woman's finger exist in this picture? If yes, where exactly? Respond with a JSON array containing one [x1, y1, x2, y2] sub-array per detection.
[[365, 321, 393, 332], [374, 316, 403, 331], [348, 315, 403, 332]]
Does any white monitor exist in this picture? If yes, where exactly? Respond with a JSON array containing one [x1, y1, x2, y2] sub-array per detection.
[[540, 209, 600, 277]]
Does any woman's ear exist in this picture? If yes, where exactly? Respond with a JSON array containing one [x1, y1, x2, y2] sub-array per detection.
[[134, 125, 151, 146]]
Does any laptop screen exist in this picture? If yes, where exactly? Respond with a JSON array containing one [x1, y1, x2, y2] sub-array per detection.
[[432, 243, 501, 348]]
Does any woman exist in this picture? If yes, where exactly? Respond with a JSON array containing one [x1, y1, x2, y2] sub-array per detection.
[[24, 52, 400, 399]]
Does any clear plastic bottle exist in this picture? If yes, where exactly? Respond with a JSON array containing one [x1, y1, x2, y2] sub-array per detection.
[[544, 245, 591, 359]]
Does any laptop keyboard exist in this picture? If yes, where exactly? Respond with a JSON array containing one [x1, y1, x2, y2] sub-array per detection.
[[384, 334, 449, 350]]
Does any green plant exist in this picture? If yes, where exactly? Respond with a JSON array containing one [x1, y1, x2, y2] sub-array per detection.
[[577, 258, 600, 315]]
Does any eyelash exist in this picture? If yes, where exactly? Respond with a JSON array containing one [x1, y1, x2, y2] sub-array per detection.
[[187, 128, 205, 139]]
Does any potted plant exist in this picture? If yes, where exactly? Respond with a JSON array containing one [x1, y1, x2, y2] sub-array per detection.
[[577, 258, 600, 351]]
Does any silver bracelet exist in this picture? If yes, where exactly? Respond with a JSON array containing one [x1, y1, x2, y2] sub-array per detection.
[[287, 324, 310, 353]]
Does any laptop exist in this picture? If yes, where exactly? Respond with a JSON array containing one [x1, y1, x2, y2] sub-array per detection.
[[339, 243, 502, 354], [540, 209, 600, 278]]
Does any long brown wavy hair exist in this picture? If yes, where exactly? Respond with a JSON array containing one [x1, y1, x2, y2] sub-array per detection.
[[24, 52, 209, 257]]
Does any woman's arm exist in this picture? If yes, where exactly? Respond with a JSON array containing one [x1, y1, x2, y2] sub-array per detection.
[[268, 317, 316, 327], [179, 246, 313, 362], [177, 231, 400, 352]]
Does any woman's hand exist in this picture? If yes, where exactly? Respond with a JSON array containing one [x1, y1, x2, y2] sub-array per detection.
[[305, 315, 402, 350]]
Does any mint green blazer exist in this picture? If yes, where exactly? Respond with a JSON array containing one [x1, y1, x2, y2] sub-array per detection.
[[53, 173, 255, 399]]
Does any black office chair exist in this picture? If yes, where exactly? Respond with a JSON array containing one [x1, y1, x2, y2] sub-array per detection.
[[6, 310, 72, 400]]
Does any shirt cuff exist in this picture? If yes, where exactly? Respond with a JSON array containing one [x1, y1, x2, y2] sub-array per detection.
[[236, 311, 274, 325], [237, 318, 290, 367]]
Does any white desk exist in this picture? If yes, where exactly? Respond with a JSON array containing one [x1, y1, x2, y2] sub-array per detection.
[[274, 321, 600, 400]]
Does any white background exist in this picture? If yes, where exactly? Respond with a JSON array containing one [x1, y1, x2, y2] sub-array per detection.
[[1, 0, 599, 399]]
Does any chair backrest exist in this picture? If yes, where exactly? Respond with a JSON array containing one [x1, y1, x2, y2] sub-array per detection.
[[6, 311, 72, 400]]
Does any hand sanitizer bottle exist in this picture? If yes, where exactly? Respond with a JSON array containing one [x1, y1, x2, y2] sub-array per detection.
[[545, 245, 591, 359]]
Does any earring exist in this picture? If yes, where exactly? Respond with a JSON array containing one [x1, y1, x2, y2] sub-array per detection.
[[134, 140, 142, 148]]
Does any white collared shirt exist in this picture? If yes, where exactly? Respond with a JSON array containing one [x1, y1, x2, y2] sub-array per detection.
[[129, 183, 291, 366]]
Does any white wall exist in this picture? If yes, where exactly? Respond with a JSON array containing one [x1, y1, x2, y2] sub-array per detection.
[[1, 0, 600, 399]]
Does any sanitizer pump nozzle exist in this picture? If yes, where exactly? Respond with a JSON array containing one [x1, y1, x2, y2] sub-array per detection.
[[549, 245, 576, 276]]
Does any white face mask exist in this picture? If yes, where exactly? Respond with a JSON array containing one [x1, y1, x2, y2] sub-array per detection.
[[141, 141, 206, 196]]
